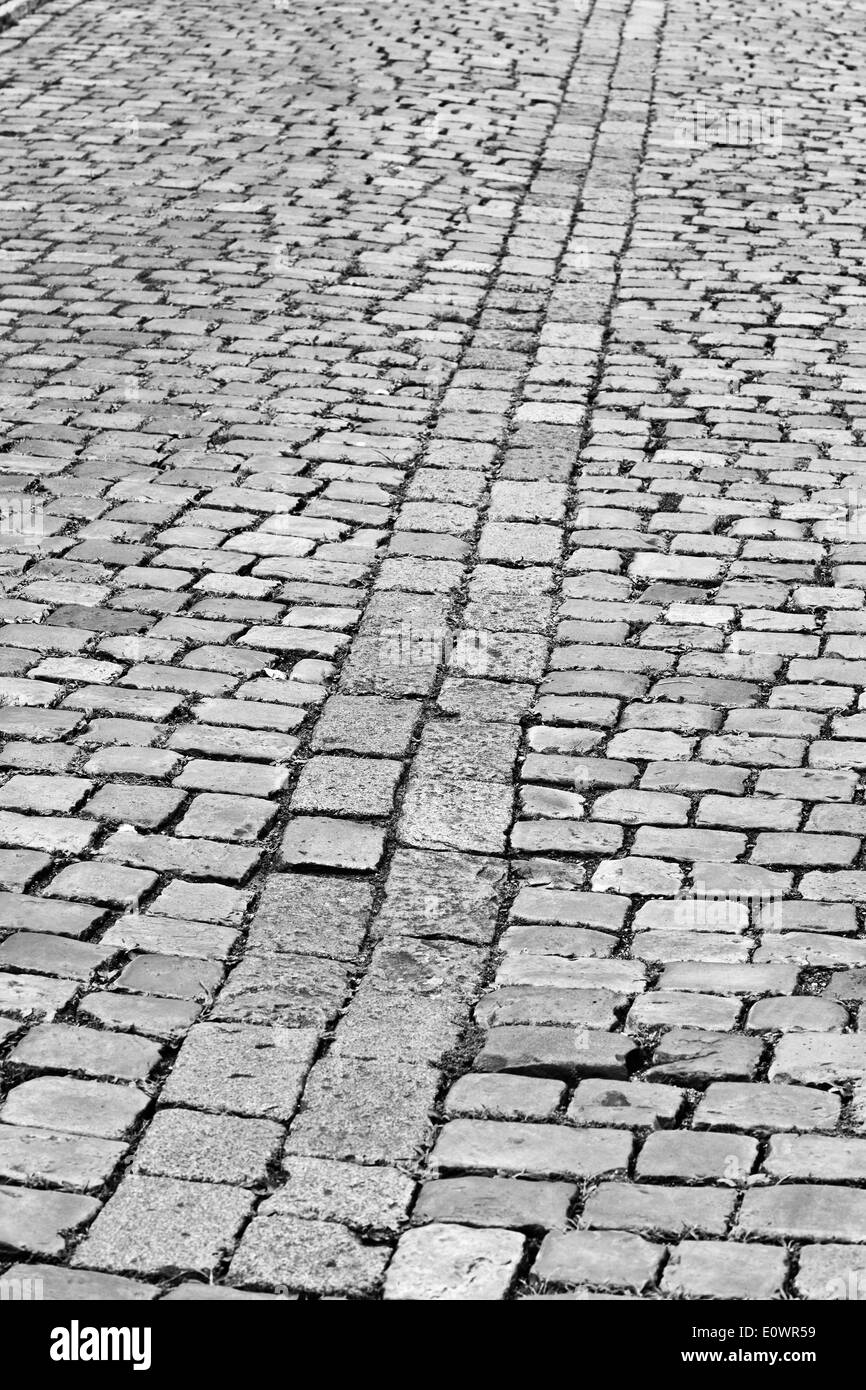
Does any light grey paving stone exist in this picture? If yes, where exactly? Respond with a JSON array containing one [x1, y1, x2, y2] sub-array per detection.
[[247, 873, 373, 959], [533, 1229, 665, 1293], [475, 1025, 637, 1081], [795, 1245, 866, 1300], [113, 953, 224, 1001], [100, 914, 239, 961], [80, 992, 201, 1041], [8, 1023, 162, 1081], [373, 847, 505, 944], [413, 1177, 574, 1233], [626, 990, 742, 1032], [763, 1134, 866, 1183], [150, 879, 251, 925], [160, 1023, 317, 1119], [430, 1119, 633, 1180], [662, 1242, 787, 1300], [284, 1057, 438, 1164], [274, 1156, 414, 1233], [567, 1080, 685, 1130], [0, 973, 80, 1021], [230, 1215, 389, 1296], [475, 986, 620, 1031], [312, 695, 421, 755], [0, 1077, 149, 1140], [398, 776, 513, 854], [384, 1224, 524, 1301], [0, 849, 53, 892], [444, 1074, 565, 1121], [0, 932, 116, 981], [694, 1082, 841, 1134], [737, 1187, 866, 1243], [279, 816, 386, 870], [645, 1029, 763, 1085], [581, 1183, 735, 1239], [210, 952, 350, 1029], [175, 792, 277, 842], [0, 891, 102, 937], [291, 755, 402, 817], [770, 1033, 866, 1086], [636, 1131, 758, 1183], [746, 996, 847, 1033], [83, 784, 186, 830], [0, 1124, 127, 1191], [72, 1175, 255, 1277], [0, 1184, 100, 1257]]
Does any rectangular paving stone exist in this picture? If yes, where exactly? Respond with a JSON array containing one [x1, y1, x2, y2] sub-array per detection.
[[160, 1023, 317, 1120], [229, 1214, 389, 1297], [0, 1185, 100, 1258], [694, 1081, 841, 1134], [101, 914, 239, 961], [100, 827, 263, 881], [211, 953, 350, 1028], [275, 1156, 414, 1234], [8, 1024, 161, 1081], [413, 1176, 574, 1233], [444, 1074, 565, 1122], [0, 891, 102, 937], [373, 848, 506, 944], [475, 1026, 636, 1082], [769, 1034, 866, 1086], [533, 1229, 665, 1294], [247, 873, 373, 959], [661, 1242, 787, 1300], [383, 1224, 524, 1301], [582, 1183, 735, 1239], [1, 1077, 148, 1140], [398, 777, 513, 854], [0, 1123, 126, 1191], [430, 1119, 633, 1180], [280, 816, 386, 870], [284, 1057, 439, 1165], [133, 1109, 284, 1187], [72, 1175, 255, 1277], [737, 1187, 866, 1243], [567, 1079, 685, 1130], [636, 1131, 759, 1182], [0, 933, 115, 981]]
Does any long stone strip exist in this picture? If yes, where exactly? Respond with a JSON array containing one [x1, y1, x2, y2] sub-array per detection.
[[384, 0, 668, 1300]]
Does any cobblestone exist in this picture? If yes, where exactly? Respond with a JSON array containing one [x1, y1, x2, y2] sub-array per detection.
[[0, 0, 864, 1302]]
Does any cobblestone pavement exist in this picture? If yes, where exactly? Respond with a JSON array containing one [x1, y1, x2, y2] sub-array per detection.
[[0, 0, 865, 1302]]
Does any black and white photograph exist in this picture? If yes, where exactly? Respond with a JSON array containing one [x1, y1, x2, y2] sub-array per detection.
[[0, 0, 863, 1352]]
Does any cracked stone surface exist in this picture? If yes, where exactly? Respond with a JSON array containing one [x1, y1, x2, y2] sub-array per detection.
[[1, 0, 866, 1303]]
